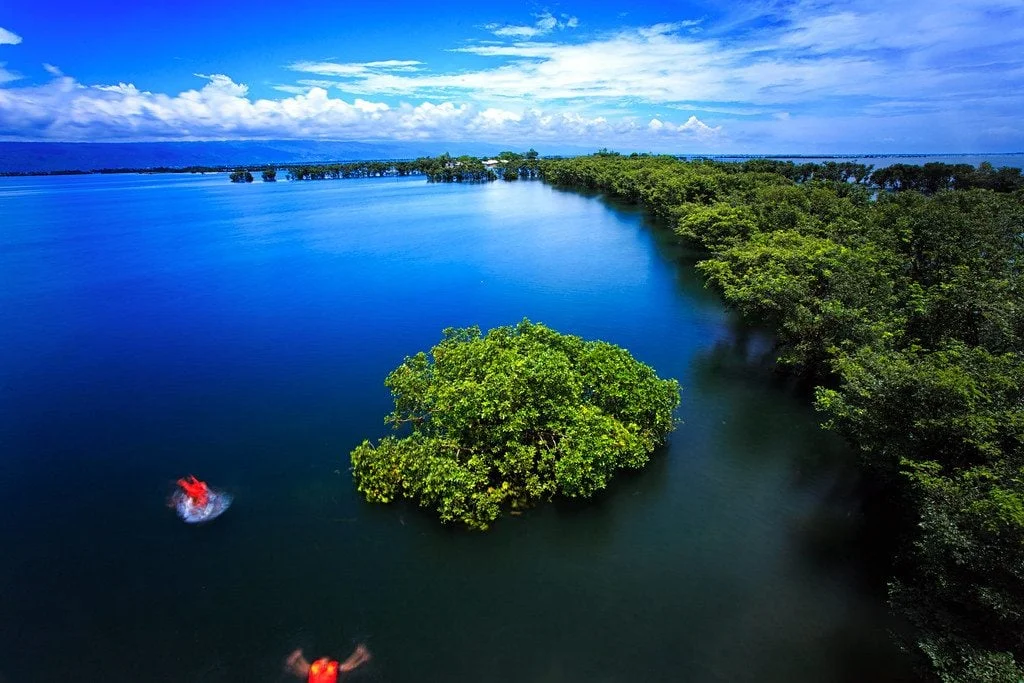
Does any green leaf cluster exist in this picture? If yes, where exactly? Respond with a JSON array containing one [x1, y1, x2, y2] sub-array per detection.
[[350, 320, 680, 530]]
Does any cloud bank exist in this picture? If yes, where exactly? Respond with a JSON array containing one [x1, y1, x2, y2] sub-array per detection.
[[0, 73, 719, 147]]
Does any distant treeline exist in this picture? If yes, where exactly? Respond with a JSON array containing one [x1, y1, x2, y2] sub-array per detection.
[[282, 159, 422, 180], [205, 156, 1024, 195], [730, 157, 1024, 193], [4, 154, 1021, 194], [0, 148, 541, 183], [276, 155, 1022, 191], [0, 165, 234, 177], [262, 150, 541, 183], [539, 152, 1024, 683], [417, 150, 541, 182]]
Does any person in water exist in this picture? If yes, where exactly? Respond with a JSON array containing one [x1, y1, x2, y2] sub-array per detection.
[[286, 646, 371, 682], [171, 474, 232, 523], [176, 475, 210, 508]]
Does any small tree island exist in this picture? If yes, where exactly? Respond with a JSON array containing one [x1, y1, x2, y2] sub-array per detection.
[[350, 320, 681, 529]]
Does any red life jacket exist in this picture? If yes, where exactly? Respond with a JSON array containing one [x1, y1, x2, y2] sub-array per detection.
[[177, 475, 210, 507], [308, 657, 339, 683]]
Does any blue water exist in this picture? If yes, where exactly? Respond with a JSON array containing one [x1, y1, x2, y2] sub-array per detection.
[[0, 173, 909, 682]]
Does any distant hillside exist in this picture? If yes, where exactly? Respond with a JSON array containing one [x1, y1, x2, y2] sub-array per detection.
[[0, 140, 585, 173]]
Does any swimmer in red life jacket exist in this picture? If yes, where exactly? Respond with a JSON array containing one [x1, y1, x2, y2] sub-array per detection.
[[176, 475, 210, 508], [286, 645, 371, 683], [171, 474, 232, 523]]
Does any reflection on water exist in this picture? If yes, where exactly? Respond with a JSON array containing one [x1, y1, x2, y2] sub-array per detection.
[[689, 332, 907, 682], [0, 174, 911, 682]]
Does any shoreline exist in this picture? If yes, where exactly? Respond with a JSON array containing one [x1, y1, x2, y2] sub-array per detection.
[[2, 151, 1022, 178]]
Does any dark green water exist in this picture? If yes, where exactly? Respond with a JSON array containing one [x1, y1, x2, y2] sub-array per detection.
[[0, 174, 910, 682]]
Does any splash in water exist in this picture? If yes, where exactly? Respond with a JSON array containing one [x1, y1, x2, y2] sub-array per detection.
[[171, 475, 232, 523]]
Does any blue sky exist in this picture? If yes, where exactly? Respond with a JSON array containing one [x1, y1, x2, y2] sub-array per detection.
[[0, 0, 1021, 152]]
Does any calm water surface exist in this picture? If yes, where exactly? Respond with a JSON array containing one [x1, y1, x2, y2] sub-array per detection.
[[0, 174, 910, 682]]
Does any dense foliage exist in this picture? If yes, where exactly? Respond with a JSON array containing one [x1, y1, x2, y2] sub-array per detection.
[[415, 151, 539, 182], [415, 153, 497, 183], [494, 148, 541, 181], [261, 167, 276, 182], [228, 168, 253, 183], [350, 320, 680, 530], [540, 152, 1024, 682], [872, 162, 1024, 194], [281, 151, 541, 184], [286, 159, 424, 180]]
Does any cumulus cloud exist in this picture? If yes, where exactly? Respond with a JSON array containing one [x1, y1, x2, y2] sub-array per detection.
[[484, 11, 579, 39], [648, 115, 721, 138], [0, 27, 21, 46], [0, 72, 719, 147]]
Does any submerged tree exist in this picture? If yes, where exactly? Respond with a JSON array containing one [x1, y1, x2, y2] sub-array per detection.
[[262, 167, 277, 182], [350, 320, 680, 529], [229, 168, 254, 183]]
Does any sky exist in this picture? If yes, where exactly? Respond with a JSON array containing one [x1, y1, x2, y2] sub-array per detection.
[[0, 0, 1022, 153]]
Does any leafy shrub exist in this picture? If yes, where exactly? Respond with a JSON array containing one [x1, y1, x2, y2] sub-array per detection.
[[350, 320, 680, 529]]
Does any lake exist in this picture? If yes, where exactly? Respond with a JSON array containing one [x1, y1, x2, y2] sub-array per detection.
[[0, 173, 911, 682]]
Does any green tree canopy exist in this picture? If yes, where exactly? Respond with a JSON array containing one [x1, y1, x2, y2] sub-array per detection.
[[892, 459, 1024, 683], [350, 320, 680, 529], [539, 153, 1024, 679]]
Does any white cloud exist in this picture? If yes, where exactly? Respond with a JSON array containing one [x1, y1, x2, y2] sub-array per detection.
[[43, 63, 63, 77], [1, 0, 1022, 151], [535, 13, 558, 32], [192, 73, 249, 96], [0, 63, 19, 84], [0, 73, 719, 148], [272, 84, 308, 95], [0, 27, 21, 46], [637, 21, 701, 39], [484, 11, 579, 40], [489, 25, 544, 39], [289, 60, 423, 77], [364, 60, 422, 70], [648, 115, 721, 138], [666, 103, 775, 116], [306, 0, 1023, 142]]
